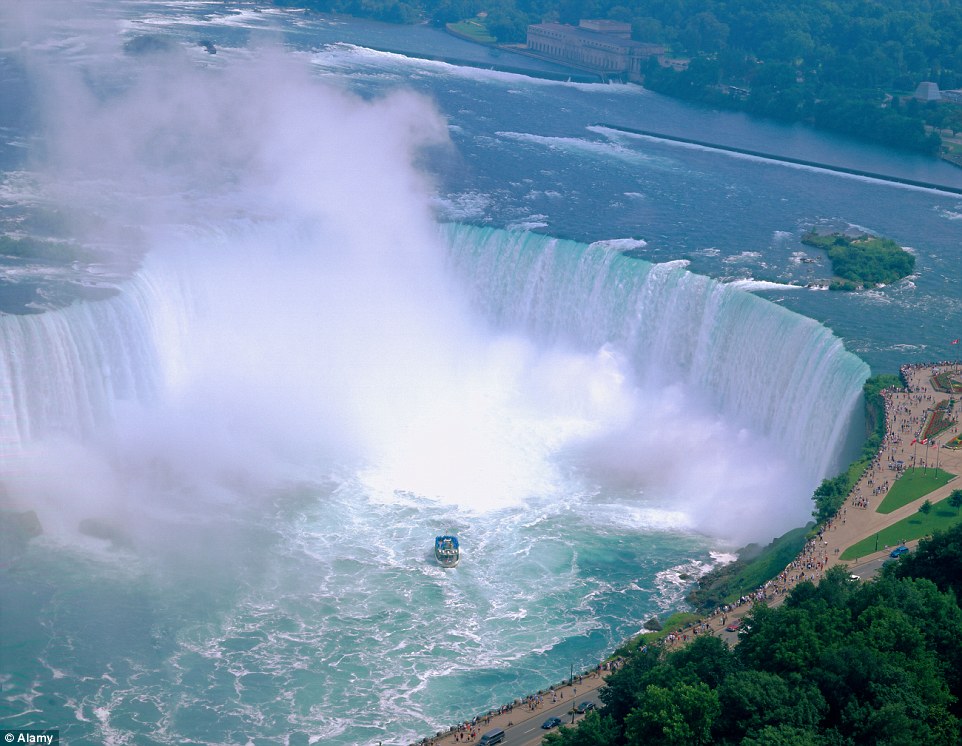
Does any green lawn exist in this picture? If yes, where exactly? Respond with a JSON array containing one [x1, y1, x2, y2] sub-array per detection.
[[876, 467, 954, 513], [446, 20, 496, 44], [841, 497, 962, 560]]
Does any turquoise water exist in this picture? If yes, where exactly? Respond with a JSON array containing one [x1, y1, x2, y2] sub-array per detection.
[[0, 3, 954, 745]]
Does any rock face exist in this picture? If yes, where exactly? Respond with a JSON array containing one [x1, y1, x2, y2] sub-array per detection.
[[123, 35, 175, 56], [79, 518, 132, 548], [14, 509, 43, 538], [0, 509, 43, 561]]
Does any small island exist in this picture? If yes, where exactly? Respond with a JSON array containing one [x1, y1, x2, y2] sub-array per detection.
[[802, 230, 916, 291]]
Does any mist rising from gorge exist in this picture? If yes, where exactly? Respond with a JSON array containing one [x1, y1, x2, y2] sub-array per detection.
[[0, 4, 867, 555]]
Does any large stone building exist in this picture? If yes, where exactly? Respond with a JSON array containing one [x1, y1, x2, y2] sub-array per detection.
[[525, 21, 665, 81]]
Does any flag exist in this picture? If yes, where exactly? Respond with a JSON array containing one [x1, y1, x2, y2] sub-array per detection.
[[911, 438, 917, 444], [953, 339, 960, 344], [921, 438, 928, 445]]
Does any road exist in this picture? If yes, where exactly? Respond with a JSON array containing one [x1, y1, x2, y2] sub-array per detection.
[[503, 692, 603, 746]]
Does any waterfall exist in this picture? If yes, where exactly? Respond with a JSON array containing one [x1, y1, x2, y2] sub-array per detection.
[[443, 223, 870, 483], [0, 222, 869, 541], [0, 278, 163, 457]]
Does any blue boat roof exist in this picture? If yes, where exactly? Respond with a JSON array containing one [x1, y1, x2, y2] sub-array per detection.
[[436, 535, 459, 547]]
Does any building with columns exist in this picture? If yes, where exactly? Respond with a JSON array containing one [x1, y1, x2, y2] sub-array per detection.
[[525, 21, 665, 81]]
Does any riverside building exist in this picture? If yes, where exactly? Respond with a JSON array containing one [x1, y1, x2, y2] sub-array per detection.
[[525, 20, 665, 82]]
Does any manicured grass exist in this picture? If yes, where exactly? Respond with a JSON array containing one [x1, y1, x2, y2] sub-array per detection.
[[841, 497, 962, 560], [876, 467, 954, 513], [446, 20, 496, 44]]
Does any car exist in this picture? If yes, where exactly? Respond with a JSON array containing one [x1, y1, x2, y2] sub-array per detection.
[[725, 619, 742, 632], [479, 728, 506, 745], [890, 545, 910, 558], [848, 574, 860, 582], [575, 701, 596, 713], [542, 716, 562, 729]]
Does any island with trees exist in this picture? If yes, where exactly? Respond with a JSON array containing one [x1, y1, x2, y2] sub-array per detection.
[[801, 230, 916, 290]]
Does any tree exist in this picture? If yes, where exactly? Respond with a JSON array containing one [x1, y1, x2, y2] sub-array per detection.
[[715, 670, 826, 740], [919, 498, 933, 515], [892, 523, 962, 604], [740, 724, 828, 745], [598, 645, 661, 725], [632, 16, 665, 43], [680, 11, 729, 54], [542, 711, 619, 745], [625, 681, 720, 745], [485, 7, 529, 43], [948, 489, 962, 515], [660, 635, 736, 690]]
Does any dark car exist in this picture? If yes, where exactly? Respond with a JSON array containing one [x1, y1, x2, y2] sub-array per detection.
[[890, 545, 910, 558], [576, 701, 596, 713], [479, 728, 505, 745], [542, 716, 562, 729]]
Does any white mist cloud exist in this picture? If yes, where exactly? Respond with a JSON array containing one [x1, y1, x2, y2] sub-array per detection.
[[1, 10, 478, 542]]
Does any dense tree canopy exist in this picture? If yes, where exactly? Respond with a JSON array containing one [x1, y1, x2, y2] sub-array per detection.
[[801, 232, 917, 288], [273, 0, 962, 154], [542, 526, 962, 744]]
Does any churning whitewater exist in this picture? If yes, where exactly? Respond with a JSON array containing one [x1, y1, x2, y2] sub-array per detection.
[[0, 12, 871, 745]]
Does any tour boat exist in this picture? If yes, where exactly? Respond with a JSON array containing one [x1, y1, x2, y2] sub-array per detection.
[[435, 535, 460, 568]]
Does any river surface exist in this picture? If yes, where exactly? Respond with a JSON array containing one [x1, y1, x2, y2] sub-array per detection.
[[0, 3, 959, 745]]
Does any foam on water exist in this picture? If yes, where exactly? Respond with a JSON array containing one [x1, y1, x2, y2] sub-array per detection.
[[309, 43, 643, 93], [727, 278, 806, 292], [497, 130, 673, 169], [588, 237, 648, 252]]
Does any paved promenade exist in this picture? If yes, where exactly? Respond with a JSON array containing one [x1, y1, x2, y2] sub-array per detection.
[[427, 663, 616, 745], [823, 362, 962, 571]]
